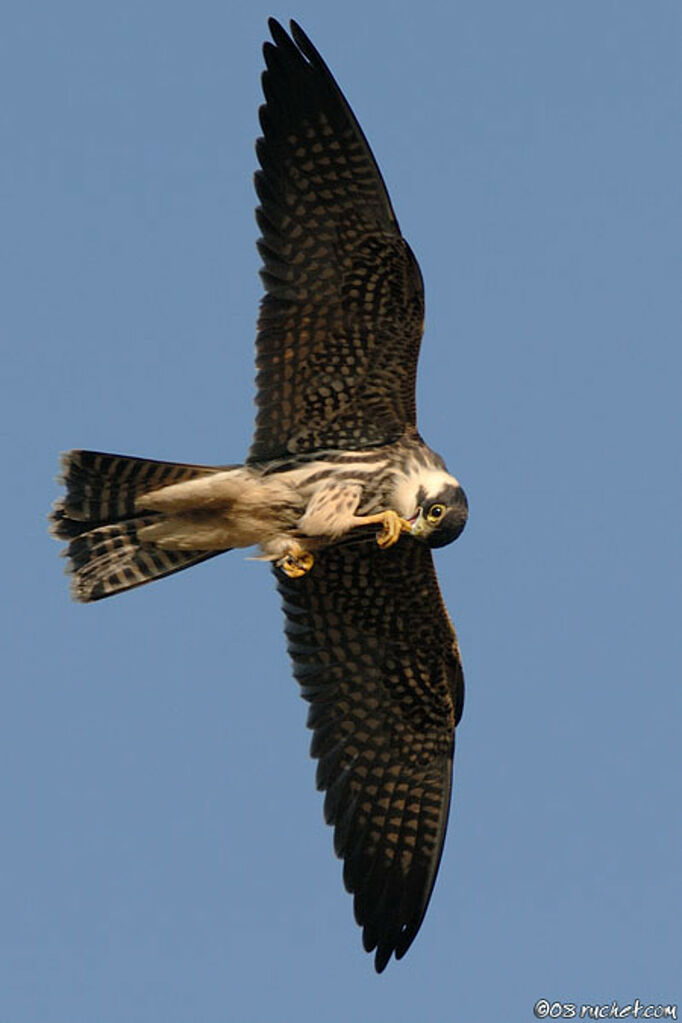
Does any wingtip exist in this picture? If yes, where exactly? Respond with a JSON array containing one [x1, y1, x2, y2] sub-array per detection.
[[265, 18, 322, 72], [267, 16, 292, 51], [373, 944, 392, 973], [288, 19, 308, 49]]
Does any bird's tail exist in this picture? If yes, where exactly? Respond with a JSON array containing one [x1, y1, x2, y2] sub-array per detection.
[[50, 450, 227, 602]]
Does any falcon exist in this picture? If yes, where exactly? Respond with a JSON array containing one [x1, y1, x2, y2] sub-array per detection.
[[51, 19, 468, 972]]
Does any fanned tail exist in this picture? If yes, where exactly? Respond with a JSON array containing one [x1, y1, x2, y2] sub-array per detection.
[[50, 450, 228, 602], [50, 450, 218, 532], [62, 517, 221, 602]]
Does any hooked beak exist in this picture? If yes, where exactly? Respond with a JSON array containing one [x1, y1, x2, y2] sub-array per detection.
[[409, 508, 425, 537]]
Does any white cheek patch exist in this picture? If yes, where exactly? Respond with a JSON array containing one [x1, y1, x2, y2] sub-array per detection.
[[392, 475, 420, 517], [392, 468, 461, 517], [417, 468, 461, 501]]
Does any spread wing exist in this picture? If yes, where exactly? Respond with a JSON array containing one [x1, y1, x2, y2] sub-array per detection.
[[249, 19, 425, 461], [275, 537, 464, 971]]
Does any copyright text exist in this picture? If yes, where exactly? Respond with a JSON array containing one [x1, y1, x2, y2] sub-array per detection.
[[533, 1001, 677, 1020]]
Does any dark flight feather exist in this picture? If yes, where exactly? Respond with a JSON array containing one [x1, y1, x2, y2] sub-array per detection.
[[249, 19, 425, 461], [275, 534, 463, 971]]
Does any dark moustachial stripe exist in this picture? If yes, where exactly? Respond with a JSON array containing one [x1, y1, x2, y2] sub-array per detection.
[[49, 19, 469, 972]]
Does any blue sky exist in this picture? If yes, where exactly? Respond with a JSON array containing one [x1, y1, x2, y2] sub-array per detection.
[[2, 1, 680, 1020]]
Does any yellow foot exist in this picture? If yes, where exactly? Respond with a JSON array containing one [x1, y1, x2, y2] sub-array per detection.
[[375, 509, 413, 549], [277, 543, 315, 579]]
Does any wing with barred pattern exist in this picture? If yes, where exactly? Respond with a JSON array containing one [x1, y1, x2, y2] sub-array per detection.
[[249, 19, 425, 461], [275, 536, 464, 971]]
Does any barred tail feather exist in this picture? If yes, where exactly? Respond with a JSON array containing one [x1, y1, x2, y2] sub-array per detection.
[[51, 450, 230, 602], [50, 450, 219, 535], [64, 518, 221, 602]]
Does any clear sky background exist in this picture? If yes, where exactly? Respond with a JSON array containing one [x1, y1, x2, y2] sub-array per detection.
[[2, 2, 680, 1020]]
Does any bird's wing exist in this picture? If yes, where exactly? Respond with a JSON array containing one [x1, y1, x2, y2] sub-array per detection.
[[275, 536, 464, 971], [249, 19, 425, 461]]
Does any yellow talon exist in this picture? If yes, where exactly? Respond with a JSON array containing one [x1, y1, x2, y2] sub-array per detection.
[[278, 546, 315, 578], [376, 510, 412, 549]]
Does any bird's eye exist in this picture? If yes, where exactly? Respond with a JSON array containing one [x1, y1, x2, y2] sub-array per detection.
[[427, 503, 445, 523]]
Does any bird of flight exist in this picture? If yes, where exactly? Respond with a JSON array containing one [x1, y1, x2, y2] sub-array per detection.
[[51, 19, 468, 972]]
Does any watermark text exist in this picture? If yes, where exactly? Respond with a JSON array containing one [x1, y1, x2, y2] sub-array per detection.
[[533, 999, 677, 1020]]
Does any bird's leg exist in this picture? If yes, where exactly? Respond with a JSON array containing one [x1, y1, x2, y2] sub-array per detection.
[[296, 483, 411, 554], [357, 509, 413, 549], [276, 539, 315, 578]]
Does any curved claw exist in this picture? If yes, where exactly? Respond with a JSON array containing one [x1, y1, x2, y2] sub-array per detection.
[[277, 546, 315, 578], [376, 510, 412, 549]]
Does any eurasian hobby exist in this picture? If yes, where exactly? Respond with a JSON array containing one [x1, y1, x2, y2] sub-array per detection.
[[51, 19, 469, 972]]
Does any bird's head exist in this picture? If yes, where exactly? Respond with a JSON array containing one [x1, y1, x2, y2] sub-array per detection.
[[407, 474, 468, 549]]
